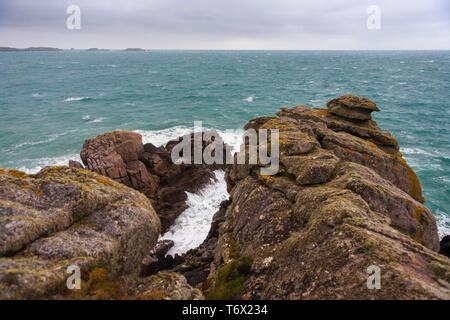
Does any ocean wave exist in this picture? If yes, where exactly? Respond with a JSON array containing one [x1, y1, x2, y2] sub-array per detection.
[[401, 147, 434, 157], [134, 126, 244, 152], [435, 209, 450, 239], [244, 96, 254, 102], [17, 153, 82, 174], [13, 131, 69, 149], [92, 117, 104, 123], [63, 97, 91, 102], [82, 115, 91, 120], [31, 93, 45, 98], [160, 170, 228, 255]]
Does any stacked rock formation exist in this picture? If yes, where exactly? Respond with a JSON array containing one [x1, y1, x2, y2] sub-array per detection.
[[75, 130, 227, 232], [326, 94, 380, 121], [204, 95, 450, 299]]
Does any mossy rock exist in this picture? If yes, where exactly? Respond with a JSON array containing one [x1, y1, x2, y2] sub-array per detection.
[[207, 257, 253, 300]]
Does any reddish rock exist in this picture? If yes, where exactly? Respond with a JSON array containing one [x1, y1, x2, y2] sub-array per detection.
[[79, 129, 229, 233], [68, 160, 83, 169]]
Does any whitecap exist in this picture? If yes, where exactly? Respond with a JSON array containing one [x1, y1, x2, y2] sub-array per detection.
[[17, 153, 82, 174], [31, 93, 45, 98], [14, 131, 69, 149], [401, 147, 434, 157], [82, 115, 91, 120], [244, 96, 254, 102], [92, 117, 104, 123], [160, 170, 228, 255], [64, 97, 90, 102], [435, 209, 450, 239], [135, 126, 244, 152]]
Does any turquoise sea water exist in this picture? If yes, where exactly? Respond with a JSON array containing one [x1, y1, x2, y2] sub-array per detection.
[[0, 50, 449, 237]]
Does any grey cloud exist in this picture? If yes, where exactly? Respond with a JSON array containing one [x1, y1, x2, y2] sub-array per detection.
[[0, 0, 448, 49]]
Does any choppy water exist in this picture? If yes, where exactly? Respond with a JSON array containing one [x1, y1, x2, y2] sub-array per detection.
[[0, 50, 449, 246]]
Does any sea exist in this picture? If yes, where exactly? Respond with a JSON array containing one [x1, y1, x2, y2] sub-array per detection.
[[0, 50, 449, 254]]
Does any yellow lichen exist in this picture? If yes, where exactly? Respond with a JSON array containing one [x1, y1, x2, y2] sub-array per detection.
[[95, 177, 114, 185], [407, 165, 422, 201], [7, 169, 27, 178]]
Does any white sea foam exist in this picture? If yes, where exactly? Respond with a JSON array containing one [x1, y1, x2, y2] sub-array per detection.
[[134, 126, 246, 254], [82, 115, 91, 120], [401, 147, 434, 157], [92, 117, 104, 123], [17, 153, 82, 174], [435, 209, 450, 239], [14, 131, 70, 149], [244, 96, 254, 102], [64, 97, 90, 102], [31, 93, 45, 98], [135, 126, 244, 152], [160, 170, 228, 255]]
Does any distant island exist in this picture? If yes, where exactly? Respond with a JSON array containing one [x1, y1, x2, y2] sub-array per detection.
[[124, 48, 147, 52], [86, 48, 110, 51], [0, 46, 149, 52], [0, 47, 62, 52]]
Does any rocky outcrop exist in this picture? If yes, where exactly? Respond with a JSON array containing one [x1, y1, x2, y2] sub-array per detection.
[[206, 95, 450, 300], [79, 130, 227, 232], [327, 94, 380, 120], [0, 167, 161, 299], [119, 272, 203, 300]]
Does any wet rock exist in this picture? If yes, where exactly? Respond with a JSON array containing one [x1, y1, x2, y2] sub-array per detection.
[[440, 236, 450, 259], [150, 240, 175, 259]]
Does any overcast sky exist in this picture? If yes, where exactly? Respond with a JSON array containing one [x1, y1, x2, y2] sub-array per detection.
[[0, 0, 449, 49]]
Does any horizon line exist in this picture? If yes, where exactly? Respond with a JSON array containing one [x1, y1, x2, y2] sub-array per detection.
[[1, 46, 450, 51]]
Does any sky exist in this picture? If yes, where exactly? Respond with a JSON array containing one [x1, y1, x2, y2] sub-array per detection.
[[0, 0, 449, 50]]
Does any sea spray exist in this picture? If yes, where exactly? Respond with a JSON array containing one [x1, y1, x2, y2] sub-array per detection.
[[160, 170, 228, 255]]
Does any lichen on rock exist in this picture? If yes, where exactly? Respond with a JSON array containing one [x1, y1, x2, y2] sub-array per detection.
[[209, 95, 450, 299], [0, 167, 161, 299]]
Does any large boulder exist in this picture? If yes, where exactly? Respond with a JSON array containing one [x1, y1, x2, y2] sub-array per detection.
[[206, 97, 450, 300], [0, 167, 160, 299]]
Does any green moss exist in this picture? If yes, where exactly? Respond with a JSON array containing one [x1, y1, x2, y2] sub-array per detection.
[[207, 257, 253, 300]]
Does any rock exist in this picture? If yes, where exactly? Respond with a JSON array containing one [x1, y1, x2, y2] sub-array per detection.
[[206, 99, 450, 300], [79, 130, 229, 233], [121, 272, 204, 300], [440, 236, 450, 259], [68, 160, 83, 169], [150, 240, 175, 259], [0, 167, 160, 299], [327, 94, 380, 120]]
